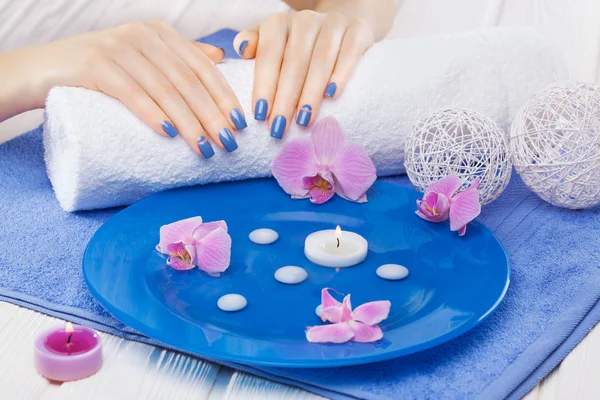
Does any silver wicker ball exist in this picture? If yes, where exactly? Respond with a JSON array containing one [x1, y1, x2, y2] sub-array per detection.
[[404, 108, 512, 205], [510, 82, 600, 209]]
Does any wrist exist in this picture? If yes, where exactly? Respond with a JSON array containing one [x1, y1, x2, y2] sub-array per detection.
[[0, 45, 51, 121], [313, 0, 393, 41]]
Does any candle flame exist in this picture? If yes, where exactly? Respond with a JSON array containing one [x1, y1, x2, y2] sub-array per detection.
[[65, 322, 74, 334], [335, 225, 342, 239]]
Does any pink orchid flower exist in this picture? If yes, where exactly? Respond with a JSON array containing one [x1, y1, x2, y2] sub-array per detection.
[[271, 116, 377, 204], [306, 288, 391, 344], [416, 176, 481, 236], [156, 216, 232, 276]]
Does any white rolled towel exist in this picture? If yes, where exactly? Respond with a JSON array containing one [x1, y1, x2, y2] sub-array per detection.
[[43, 28, 566, 212]]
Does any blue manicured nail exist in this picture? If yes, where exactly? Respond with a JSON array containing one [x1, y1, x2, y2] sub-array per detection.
[[270, 115, 286, 139], [325, 82, 337, 98], [230, 108, 247, 130], [197, 136, 215, 159], [162, 121, 178, 138], [238, 40, 248, 56], [296, 105, 312, 127], [255, 98, 268, 121], [219, 128, 238, 152]]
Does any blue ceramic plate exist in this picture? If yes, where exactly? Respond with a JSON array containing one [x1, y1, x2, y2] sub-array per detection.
[[83, 179, 509, 368]]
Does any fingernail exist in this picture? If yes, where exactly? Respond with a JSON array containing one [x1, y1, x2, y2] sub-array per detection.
[[296, 105, 312, 127], [197, 136, 215, 159], [219, 128, 238, 152], [238, 40, 248, 56], [255, 98, 268, 121], [230, 108, 247, 130], [270, 116, 286, 139], [162, 121, 178, 138], [325, 82, 337, 98]]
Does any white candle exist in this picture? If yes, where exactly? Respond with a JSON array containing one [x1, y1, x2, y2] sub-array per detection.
[[304, 226, 368, 268]]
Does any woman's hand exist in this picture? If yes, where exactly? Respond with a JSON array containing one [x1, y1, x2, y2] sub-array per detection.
[[233, 10, 376, 138], [1, 22, 246, 157]]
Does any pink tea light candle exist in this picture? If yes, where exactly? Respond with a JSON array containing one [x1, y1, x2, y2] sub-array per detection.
[[34, 322, 102, 382]]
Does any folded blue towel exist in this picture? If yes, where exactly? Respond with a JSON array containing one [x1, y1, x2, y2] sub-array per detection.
[[2, 124, 599, 399]]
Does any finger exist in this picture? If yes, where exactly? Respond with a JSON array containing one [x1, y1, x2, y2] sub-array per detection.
[[137, 25, 238, 152], [113, 49, 213, 156], [269, 10, 324, 139], [325, 19, 374, 99], [252, 14, 289, 122], [155, 23, 247, 132], [95, 61, 178, 141], [233, 26, 259, 59], [192, 42, 225, 64], [296, 13, 348, 127]]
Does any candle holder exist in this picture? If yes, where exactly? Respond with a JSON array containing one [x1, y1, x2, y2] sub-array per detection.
[[304, 226, 368, 268], [34, 323, 103, 382]]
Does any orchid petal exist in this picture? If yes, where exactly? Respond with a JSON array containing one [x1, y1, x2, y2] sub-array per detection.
[[306, 323, 355, 343], [416, 209, 443, 222], [348, 321, 384, 343], [342, 294, 352, 313], [311, 116, 345, 165], [167, 257, 195, 270], [449, 187, 481, 232], [416, 193, 450, 223], [195, 227, 231, 276], [427, 176, 462, 199], [352, 301, 391, 326], [321, 288, 342, 308], [272, 139, 318, 198], [157, 216, 203, 253], [166, 242, 196, 271], [457, 225, 467, 236], [341, 295, 353, 322], [304, 171, 335, 204], [192, 220, 228, 241], [321, 306, 344, 323], [331, 143, 377, 202]]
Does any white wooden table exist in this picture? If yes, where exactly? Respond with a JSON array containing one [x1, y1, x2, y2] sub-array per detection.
[[0, 301, 599, 399], [1, 0, 599, 398]]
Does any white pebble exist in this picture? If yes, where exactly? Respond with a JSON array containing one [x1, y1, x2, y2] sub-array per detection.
[[217, 294, 247, 312], [249, 228, 279, 245], [274, 266, 308, 284], [376, 264, 409, 280], [315, 305, 323, 317]]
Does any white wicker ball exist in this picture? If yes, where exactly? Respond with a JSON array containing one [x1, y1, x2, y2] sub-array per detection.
[[404, 108, 512, 205], [510, 82, 600, 209]]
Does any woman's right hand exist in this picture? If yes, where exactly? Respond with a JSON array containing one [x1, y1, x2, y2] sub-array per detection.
[[34, 22, 246, 158]]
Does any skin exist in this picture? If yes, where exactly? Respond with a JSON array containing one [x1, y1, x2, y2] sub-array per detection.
[[234, 0, 395, 135], [0, 0, 395, 154], [0, 21, 242, 155]]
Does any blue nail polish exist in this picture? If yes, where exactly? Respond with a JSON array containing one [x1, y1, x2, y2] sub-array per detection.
[[255, 98, 268, 121], [270, 115, 286, 139], [325, 82, 337, 98], [162, 121, 179, 138], [230, 108, 247, 130], [296, 105, 312, 127], [238, 40, 248, 56], [197, 136, 215, 159], [219, 128, 238, 152]]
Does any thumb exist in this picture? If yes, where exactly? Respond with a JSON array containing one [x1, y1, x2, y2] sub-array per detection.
[[192, 42, 225, 64], [233, 26, 259, 59]]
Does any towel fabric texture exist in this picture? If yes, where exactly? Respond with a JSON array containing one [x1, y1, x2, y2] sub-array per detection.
[[43, 28, 566, 211], [2, 127, 599, 399]]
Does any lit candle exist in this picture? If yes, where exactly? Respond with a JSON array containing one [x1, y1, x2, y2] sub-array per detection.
[[34, 322, 103, 382], [304, 225, 368, 268]]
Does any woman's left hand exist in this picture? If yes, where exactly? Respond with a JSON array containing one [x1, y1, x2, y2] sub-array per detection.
[[233, 10, 375, 138]]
